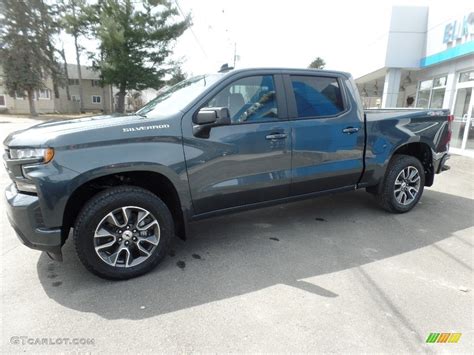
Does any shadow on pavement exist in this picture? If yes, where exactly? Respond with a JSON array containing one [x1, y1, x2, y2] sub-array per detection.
[[36, 189, 473, 320]]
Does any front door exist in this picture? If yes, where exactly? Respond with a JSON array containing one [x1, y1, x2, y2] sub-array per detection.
[[284, 73, 365, 195], [183, 74, 292, 215]]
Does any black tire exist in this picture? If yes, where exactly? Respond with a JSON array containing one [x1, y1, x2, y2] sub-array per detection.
[[375, 154, 425, 213], [73, 186, 174, 280]]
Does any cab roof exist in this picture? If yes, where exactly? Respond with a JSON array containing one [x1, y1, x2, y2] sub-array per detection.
[[217, 67, 352, 79]]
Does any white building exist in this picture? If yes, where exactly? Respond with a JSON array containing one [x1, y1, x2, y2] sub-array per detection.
[[356, 5, 474, 156], [0, 64, 114, 115]]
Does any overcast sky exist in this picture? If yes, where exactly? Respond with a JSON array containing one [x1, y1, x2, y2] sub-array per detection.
[[61, 0, 473, 79]]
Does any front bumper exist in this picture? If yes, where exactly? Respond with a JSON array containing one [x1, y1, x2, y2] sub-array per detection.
[[5, 183, 63, 260]]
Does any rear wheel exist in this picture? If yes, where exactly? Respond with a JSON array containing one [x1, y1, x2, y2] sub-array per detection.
[[375, 154, 425, 213], [73, 186, 173, 280]]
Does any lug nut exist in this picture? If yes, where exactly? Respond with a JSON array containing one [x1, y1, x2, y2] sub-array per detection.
[[132, 237, 137, 241], [118, 237, 122, 242], [126, 225, 130, 229], [133, 229, 137, 233], [125, 241, 129, 246], [118, 230, 122, 234]]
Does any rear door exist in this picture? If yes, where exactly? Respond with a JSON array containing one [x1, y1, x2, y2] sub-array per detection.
[[284, 73, 365, 195], [182, 72, 292, 215]]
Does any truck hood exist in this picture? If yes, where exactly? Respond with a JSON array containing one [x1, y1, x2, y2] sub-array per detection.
[[4, 114, 177, 148]]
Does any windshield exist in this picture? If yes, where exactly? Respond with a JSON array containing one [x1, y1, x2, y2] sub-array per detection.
[[137, 74, 223, 117]]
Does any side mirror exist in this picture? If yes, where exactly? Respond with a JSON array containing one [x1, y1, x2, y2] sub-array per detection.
[[195, 109, 218, 125], [194, 107, 230, 125], [193, 107, 231, 138]]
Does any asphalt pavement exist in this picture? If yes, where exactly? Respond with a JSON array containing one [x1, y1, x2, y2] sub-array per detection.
[[0, 118, 472, 353]]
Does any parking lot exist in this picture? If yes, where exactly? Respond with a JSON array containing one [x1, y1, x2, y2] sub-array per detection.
[[0, 118, 472, 353]]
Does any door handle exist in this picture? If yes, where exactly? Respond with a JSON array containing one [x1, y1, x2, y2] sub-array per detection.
[[342, 127, 360, 134], [266, 133, 288, 140]]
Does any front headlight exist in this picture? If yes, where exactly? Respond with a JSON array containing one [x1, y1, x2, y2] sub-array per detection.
[[9, 148, 54, 163]]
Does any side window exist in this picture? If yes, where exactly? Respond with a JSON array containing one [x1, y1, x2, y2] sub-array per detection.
[[290, 76, 344, 118], [206, 75, 278, 124]]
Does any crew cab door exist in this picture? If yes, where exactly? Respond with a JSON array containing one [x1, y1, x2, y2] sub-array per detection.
[[182, 73, 292, 215], [283, 73, 365, 195]]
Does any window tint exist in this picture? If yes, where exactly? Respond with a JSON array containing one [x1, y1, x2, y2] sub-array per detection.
[[206, 75, 278, 124], [290, 76, 344, 118]]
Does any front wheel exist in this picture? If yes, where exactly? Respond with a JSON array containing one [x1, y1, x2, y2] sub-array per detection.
[[375, 154, 425, 213], [73, 186, 174, 280]]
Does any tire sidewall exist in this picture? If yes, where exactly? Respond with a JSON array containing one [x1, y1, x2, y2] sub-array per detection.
[[74, 187, 173, 280], [385, 156, 425, 213]]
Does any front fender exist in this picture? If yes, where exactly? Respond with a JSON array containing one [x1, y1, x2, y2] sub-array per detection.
[[31, 137, 191, 227]]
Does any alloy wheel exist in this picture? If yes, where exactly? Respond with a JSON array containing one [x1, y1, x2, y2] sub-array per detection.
[[93, 206, 160, 268], [394, 166, 421, 205]]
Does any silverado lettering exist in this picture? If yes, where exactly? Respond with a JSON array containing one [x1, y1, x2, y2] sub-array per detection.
[[123, 124, 170, 132]]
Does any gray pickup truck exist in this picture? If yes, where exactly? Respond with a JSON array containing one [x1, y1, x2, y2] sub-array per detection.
[[4, 68, 451, 279]]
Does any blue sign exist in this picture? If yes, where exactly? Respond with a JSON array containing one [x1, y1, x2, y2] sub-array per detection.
[[421, 40, 474, 67]]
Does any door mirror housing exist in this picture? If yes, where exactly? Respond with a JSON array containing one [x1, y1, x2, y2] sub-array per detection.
[[193, 107, 231, 138], [194, 107, 230, 125], [194, 109, 218, 125]]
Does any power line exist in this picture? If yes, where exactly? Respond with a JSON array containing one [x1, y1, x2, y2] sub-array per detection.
[[173, 0, 209, 59]]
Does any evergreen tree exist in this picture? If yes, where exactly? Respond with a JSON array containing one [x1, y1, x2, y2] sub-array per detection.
[[308, 57, 326, 69], [37, 0, 63, 99], [0, 0, 52, 116], [92, 0, 190, 113]]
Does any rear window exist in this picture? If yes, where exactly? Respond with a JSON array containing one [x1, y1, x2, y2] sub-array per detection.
[[290, 76, 344, 118]]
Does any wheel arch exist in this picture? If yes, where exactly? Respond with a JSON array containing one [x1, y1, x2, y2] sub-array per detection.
[[63, 169, 189, 241], [390, 141, 434, 186]]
